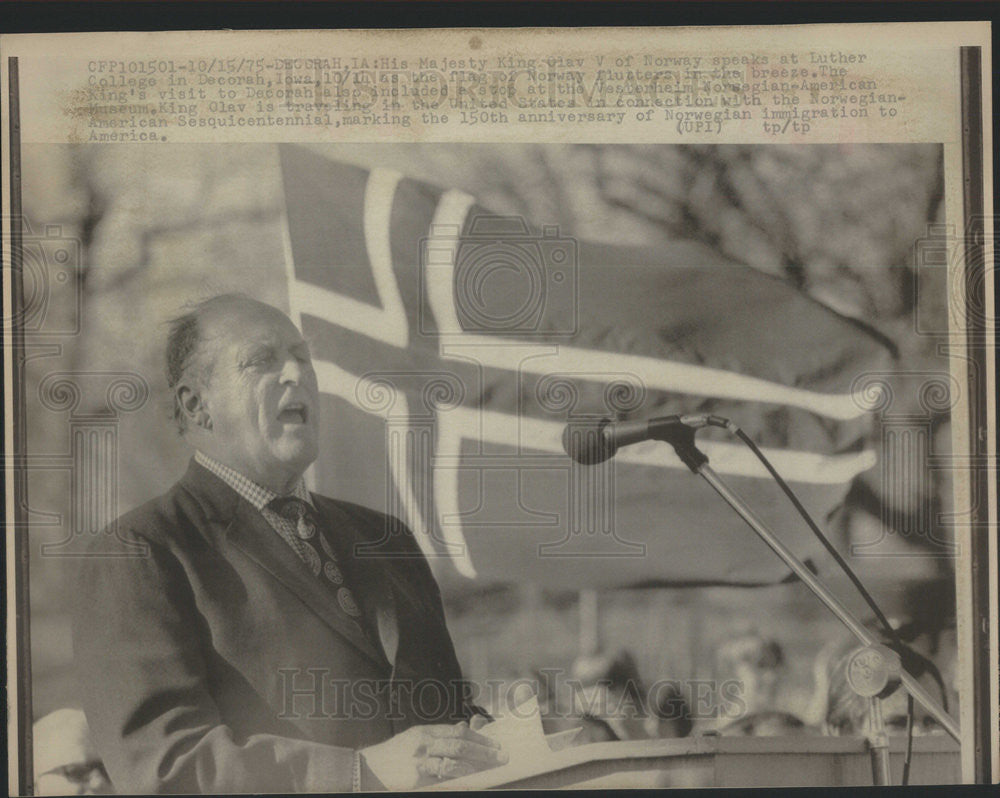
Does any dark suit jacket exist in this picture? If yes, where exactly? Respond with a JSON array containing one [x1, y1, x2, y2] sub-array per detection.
[[72, 459, 471, 794]]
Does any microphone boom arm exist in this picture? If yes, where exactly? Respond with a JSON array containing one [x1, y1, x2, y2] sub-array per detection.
[[623, 418, 961, 744], [695, 461, 960, 743]]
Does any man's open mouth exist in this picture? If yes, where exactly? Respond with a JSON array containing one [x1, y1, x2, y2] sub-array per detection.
[[277, 404, 309, 424]]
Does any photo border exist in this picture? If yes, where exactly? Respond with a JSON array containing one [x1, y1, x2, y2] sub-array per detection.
[[1, 14, 995, 793]]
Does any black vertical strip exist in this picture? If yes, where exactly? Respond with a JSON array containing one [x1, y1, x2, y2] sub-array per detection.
[[7, 56, 33, 794], [959, 45, 990, 785]]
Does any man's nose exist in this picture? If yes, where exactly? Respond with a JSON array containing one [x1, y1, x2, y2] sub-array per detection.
[[279, 356, 306, 384]]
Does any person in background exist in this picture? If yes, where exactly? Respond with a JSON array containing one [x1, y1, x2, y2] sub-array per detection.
[[567, 649, 672, 742], [650, 681, 694, 739], [33, 709, 113, 795], [713, 633, 816, 736]]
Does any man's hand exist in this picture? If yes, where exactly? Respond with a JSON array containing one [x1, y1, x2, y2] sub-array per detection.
[[360, 721, 508, 789], [470, 712, 490, 732]]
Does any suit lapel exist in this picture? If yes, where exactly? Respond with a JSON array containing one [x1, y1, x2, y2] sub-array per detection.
[[178, 458, 395, 670], [317, 499, 400, 671], [224, 498, 388, 668]]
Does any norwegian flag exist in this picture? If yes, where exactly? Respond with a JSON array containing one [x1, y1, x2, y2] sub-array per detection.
[[278, 145, 893, 593]]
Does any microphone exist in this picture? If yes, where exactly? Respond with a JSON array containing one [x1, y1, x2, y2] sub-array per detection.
[[561, 414, 715, 465]]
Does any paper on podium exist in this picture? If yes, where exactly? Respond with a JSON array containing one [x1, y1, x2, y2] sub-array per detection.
[[432, 696, 580, 788], [477, 696, 548, 761]]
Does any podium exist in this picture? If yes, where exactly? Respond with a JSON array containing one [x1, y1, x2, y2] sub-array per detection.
[[428, 735, 961, 789]]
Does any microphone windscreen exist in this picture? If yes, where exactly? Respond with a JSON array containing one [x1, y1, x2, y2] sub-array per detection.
[[562, 419, 616, 465]]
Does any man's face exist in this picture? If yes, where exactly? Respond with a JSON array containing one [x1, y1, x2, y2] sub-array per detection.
[[196, 301, 320, 491]]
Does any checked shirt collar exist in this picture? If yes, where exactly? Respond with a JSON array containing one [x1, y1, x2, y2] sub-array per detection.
[[195, 450, 313, 511]]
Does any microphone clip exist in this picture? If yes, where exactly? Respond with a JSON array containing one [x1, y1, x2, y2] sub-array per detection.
[[647, 416, 709, 474]]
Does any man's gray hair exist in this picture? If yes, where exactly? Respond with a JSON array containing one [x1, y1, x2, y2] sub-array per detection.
[[165, 293, 252, 433]]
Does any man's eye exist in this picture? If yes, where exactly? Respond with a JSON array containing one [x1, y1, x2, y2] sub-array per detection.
[[245, 352, 276, 369]]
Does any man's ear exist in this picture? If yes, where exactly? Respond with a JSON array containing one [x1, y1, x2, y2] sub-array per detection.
[[177, 383, 212, 431]]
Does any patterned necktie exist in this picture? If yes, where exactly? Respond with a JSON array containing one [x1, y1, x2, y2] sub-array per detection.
[[267, 496, 364, 623]]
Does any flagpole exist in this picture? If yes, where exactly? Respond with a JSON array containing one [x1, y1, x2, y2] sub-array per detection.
[[693, 461, 960, 744]]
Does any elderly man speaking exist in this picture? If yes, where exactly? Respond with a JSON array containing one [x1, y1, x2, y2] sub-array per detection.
[[72, 294, 505, 793]]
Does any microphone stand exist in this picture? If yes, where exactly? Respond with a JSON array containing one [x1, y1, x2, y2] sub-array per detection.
[[654, 424, 961, 750]]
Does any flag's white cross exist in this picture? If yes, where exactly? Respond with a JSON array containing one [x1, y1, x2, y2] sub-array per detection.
[[281, 168, 876, 580]]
